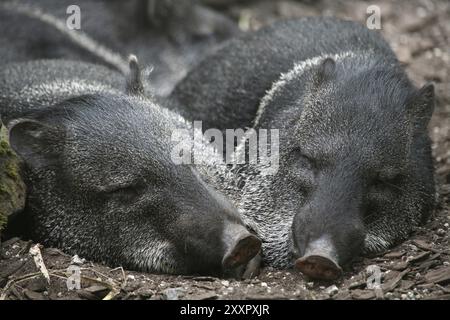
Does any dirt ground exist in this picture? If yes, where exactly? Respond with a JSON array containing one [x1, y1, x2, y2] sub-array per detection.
[[0, 0, 449, 300]]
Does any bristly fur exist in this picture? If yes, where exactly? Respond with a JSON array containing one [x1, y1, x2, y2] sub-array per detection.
[[172, 17, 436, 268], [1, 60, 255, 277]]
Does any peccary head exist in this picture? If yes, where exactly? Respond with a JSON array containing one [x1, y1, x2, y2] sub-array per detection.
[[248, 56, 435, 279], [8, 93, 260, 277]]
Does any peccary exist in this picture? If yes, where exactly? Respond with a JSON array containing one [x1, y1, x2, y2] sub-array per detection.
[[0, 0, 238, 95], [0, 58, 261, 277], [170, 17, 436, 279]]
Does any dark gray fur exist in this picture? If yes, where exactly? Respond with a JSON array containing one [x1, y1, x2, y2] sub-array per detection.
[[1, 60, 260, 276], [170, 17, 436, 268], [0, 0, 238, 95]]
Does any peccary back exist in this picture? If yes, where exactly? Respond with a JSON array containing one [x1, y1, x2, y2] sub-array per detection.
[[169, 17, 396, 130]]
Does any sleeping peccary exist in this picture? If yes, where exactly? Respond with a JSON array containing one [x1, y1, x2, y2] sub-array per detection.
[[169, 17, 436, 279], [0, 58, 261, 277]]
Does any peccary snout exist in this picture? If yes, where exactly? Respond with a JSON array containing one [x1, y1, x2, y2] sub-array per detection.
[[295, 236, 342, 280], [293, 221, 365, 280], [291, 173, 366, 280], [172, 182, 261, 277], [222, 223, 261, 271]]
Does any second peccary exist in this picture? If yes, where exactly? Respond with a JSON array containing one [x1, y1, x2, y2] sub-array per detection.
[[170, 17, 436, 279], [0, 58, 261, 277]]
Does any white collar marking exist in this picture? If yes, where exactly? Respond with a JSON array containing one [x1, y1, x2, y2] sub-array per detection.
[[254, 51, 357, 128]]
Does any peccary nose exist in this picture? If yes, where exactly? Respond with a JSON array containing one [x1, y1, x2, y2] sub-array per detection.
[[294, 236, 343, 280], [221, 223, 261, 270]]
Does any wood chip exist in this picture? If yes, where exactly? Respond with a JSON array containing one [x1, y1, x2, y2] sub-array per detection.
[[424, 267, 450, 284], [192, 283, 216, 291], [400, 280, 415, 290], [351, 289, 375, 300], [409, 251, 431, 263], [85, 285, 110, 298], [348, 281, 366, 290], [391, 260, 409, 271], [244, 294, 287, 300], [402, 14, 437, 32], [332, 291, 352, 300], [77, 290, 101, 300], [29, 244, 50, 284], [382, 268, 410, 292], [188, 292, 218, 300], [412, 240, 441, 253], [384, 251, 405, 259], [23, 289, 45, 300], [424, 294, 450, 300], [188, 276, 218, 282]]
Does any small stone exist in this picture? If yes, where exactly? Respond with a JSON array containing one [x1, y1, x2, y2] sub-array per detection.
[[401, 294, 408, 300], [71, 255, 85, 265], [261, 282, 268, 287], [415, 272, 421, 280], [436, 229, 446, 236], [127, 274, 136, 281], [443, 262, 449, 266], [221, 280, 230, 287], [306, 282, 314, 289], [444, 223, 449, 229], [162, 287, 185, 300], [189, 292, 218, 300], [325, 285, 339, 296]]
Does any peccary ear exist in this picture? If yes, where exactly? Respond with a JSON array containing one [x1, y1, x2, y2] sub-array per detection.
[[126, 54, 145, 96], [314, 58, 336, 84], [8, 119, 64, 169], [409, 83, 435, 130]]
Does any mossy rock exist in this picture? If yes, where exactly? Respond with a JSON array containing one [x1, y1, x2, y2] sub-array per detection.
[[0, 121, 26, 244]]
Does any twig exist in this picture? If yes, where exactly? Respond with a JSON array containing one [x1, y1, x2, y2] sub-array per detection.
[[0, 272, 42, 300], [29, 244, 50, 284]]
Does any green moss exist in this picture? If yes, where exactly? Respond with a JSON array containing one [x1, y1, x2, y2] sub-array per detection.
[[5, 161, 19, 180], [0, 210, 6, 232], [0, 183, 9, 195], [0, 140, 12, 157], [0, 124, 26, 235]]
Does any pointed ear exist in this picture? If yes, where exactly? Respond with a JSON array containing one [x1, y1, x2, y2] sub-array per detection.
[[314, 58, 336, 85], [8, 119, 64, 169], [126, 54, 145, 96], [409, 83, 435, 130]]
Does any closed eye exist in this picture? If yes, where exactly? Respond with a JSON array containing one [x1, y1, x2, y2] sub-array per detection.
[[101, 179, 147, 201], [371, 172, 402, 188], [290, 149, 316, 171]]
